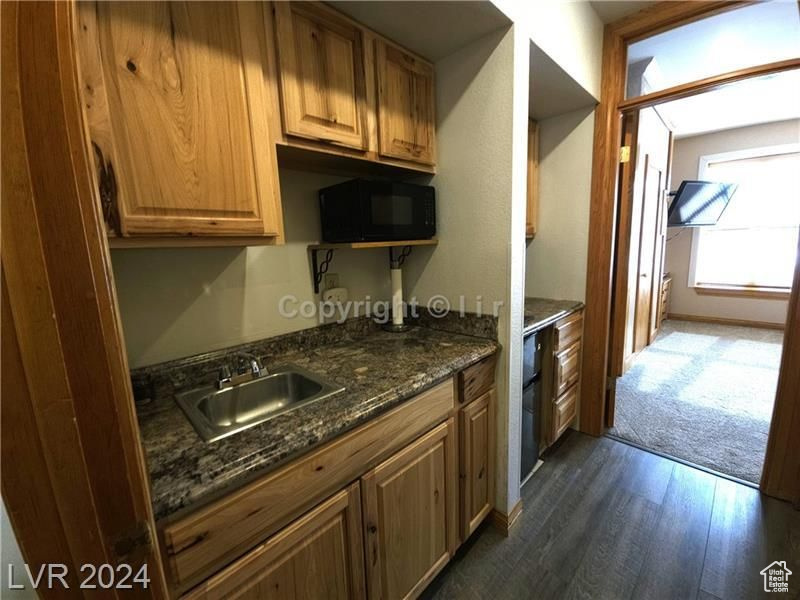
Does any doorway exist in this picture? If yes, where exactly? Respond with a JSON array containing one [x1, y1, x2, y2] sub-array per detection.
[[582, 1, 800, 496], [606, 67, 799, 484]]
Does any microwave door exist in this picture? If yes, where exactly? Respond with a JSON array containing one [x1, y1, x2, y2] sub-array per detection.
[[365, 193, 419, 240]]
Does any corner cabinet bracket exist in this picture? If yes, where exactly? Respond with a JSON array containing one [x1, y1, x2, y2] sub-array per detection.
[[388, 245, 412, 268], [311, 248, 335, 294]]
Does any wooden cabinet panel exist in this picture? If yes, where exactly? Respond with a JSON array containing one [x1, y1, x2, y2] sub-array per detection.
[[554, 342, 581, 398], [554, 310, 584, 352], [460, 389, 494, 539], [274, 2, 369, 150], [552, 385, 578, 443], [182, 483, 365, 600], [458, 355, 496, 405], [375, 39, 436, 166], [163, 378, 454, 592], [526, 119, 539, 238], [362, 419, 457, 600], [75, 2, 282, 237]]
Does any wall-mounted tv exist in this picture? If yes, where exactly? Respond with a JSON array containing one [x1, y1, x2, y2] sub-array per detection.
[[667, 180, 738, 227]]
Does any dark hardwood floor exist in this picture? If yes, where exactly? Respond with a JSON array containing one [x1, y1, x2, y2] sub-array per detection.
[[423, 432, 800, 600]]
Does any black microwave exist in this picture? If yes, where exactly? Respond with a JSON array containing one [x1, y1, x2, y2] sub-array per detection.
[[319, 179, 435, 243]]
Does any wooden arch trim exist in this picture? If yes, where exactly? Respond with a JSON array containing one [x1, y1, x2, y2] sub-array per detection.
[[1, 1, 168, 595], [580, 0, 800, 501]]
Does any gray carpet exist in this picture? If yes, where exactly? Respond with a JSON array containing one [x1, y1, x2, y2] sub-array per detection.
[[608, 319, 784, 483]]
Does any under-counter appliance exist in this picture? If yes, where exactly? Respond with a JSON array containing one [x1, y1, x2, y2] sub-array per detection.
[[319, 179, 436, 243], [521, 330, 542, 484]]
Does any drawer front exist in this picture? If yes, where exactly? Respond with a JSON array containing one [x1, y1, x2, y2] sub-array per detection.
[[163, 378, 455, 592], [554, 342, 581, 398], [554, 310, 583, 352], [458, 354, 496, 404], [182, 483, 365, 600], [552, 385, 578, 442]]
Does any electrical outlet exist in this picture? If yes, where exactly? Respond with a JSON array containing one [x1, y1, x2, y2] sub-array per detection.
[[324, 273, 340, 290]]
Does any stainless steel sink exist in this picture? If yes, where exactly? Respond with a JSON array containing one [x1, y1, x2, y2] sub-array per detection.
[[176, 364, 344, 442]]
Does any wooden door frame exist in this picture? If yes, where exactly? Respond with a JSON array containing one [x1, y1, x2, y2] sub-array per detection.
[[2, 1, 168, 595], [580, 0, 800, 501]]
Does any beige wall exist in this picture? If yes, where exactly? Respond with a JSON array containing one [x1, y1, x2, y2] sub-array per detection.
[[1, 499, 35, 599], [494, 0, 603, 100], [666, 119, 800, 325], [112, 169, 391, 368], [525, 106, 595, 301]]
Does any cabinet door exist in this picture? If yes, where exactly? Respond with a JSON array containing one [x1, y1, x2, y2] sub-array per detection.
[[182, 483, 365, 600], [375, 39, 436, 166], [551, 385, 579, 444], [274, 2, 369, 150], [362, 419, 457, 600], [460, 388, 495, 540], [76, 2, 282, 237], [526, 119, 539, 238], [554, 342, 581, 398]]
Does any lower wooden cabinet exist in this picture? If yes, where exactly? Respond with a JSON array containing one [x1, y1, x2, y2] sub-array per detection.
[[460, 388, 495, 539], [182, 483, 365, 600], [361, 419, 458, 600], [552, 384, 579, 443], [544, 309, 584, 448]]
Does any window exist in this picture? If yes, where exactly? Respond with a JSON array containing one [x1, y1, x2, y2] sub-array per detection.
[[689, 144, 800, 294]]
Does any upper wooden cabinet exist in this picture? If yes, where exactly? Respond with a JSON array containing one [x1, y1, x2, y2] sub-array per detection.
[[526, 119, 539, 238], [75, 2, 283, 239], [362, 419, 457, 600], [267, 2, 437, 172], [274, 2, 369, 150], [375, 39, 436, 166]]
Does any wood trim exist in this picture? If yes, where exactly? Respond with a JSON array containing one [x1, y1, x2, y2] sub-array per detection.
[[761, 235, 800, 501], [108, 236, 282, 249], [2, 1, 168, 595], [161, 378, 455, 593], [667, 313, 785, 331], [526, 119, 539, 238], [619, 58, 800, 112], [608, 111, 640, 378], [490, 499, 522, 537], [693, 285, 791, 300], [608, 1, 750, 41]]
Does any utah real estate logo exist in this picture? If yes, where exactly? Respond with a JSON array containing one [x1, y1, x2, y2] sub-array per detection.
[[761, 561, 792, 593]]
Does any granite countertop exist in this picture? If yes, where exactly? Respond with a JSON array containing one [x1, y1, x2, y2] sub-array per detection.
[[523, 297, 584, 334], [136, 324, 497, 522]]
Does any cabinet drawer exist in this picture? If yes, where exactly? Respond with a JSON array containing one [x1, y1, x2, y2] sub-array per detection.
[[552, 385, 578, 442], [458, 354, 496, 404], [554, 310, 583, 352], [182, 483, 365, 600], [554, 342, 581, 398]]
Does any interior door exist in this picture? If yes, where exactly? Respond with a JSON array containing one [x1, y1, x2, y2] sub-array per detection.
[[634, 157, 663, 352], [606, 107, 671, 427]]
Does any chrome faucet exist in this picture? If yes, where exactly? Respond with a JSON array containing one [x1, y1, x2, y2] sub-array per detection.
[[216, 352, 266, 390]]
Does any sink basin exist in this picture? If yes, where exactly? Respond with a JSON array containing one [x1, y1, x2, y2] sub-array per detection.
[[176, 364, 345, 442]]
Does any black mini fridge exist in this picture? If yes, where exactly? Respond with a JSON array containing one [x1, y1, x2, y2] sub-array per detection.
[[521, 331, 542, 483]]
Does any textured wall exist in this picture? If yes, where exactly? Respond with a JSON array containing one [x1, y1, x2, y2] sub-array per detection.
[[525, 107, 595, 302], [112, 169, 392, 368], [666, 119, 800, 324], [404, 26, 527, 514], [493, 0, 604, 100]]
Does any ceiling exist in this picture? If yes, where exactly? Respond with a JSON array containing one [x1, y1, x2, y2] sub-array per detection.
[[330, 1, 511, 61], [589, 1, 658, 24], [657, 69, 800, 138]]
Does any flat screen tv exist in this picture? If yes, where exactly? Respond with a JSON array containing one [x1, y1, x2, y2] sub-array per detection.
[[667, 180, 738, 227]]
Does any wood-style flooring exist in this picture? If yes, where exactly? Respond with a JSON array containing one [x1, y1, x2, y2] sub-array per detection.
[[423, 432, 800, 600]]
